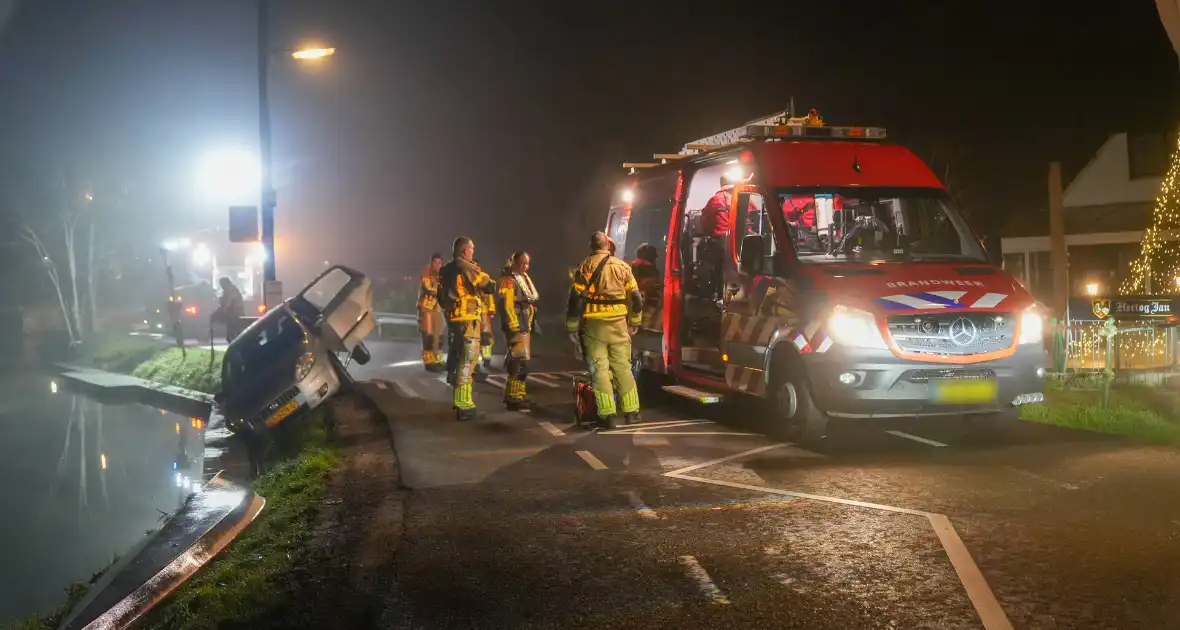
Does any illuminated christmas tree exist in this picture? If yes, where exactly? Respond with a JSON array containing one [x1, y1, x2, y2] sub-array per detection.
[[1121, 133, 1180, 295]]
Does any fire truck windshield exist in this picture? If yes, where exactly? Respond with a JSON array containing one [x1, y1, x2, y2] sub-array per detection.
[[775, 187, 986, 264]]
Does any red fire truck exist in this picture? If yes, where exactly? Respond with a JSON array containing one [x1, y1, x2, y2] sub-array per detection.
[[608, 110, 1045, 442]]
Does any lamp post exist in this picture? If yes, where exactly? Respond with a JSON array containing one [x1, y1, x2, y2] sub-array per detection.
[[256, 0, 336, 307]]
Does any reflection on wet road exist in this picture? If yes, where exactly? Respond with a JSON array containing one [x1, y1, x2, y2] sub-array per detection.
[[0, 377, 205, 624]]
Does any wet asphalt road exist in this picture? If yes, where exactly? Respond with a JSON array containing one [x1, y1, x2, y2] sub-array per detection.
[[353, 341, 1180, 629], [0, 375, 205, 624]]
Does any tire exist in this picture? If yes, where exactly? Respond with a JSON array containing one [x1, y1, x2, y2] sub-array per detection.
[[769, 352, 829, 446]]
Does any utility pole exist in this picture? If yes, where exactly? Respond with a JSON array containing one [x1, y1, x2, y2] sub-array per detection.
[[1048, 161, 1069, 315], [257, 0, 278, 298]]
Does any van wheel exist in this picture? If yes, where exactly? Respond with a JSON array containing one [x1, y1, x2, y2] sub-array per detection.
[[770, 356, 828, 446]]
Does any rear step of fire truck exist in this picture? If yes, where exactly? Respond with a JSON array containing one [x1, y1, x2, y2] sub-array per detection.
[[661, 385, 725, 404]]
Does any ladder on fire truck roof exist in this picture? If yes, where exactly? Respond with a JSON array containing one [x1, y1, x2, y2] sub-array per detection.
[[623, 106, 885, 172]]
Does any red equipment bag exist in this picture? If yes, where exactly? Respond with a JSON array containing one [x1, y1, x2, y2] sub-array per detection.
[[571, 372, 599, 428]]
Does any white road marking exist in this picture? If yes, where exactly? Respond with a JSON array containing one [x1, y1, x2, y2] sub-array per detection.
[[374, 381, 388, 390], [538, 421, 565, 437], [603, 419, 713, 434], [678, 555, 730, 605], [928, 514, 1014, 630], [484, 376, 507, 389], [527, 375, 559, 388], [391, 380, 421, 399], [625, 490, 660, 519], [1005, 467, 1080, 491], [886, 430, 948, 447], [387, 359, 424, 367], [575, 450, 608, 470], [663, 443, 1012, 630], [634, 435, 669, 447], [624, 431, 762, 437]]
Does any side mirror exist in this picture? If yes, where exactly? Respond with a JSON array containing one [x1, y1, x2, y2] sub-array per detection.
[[982, 235, 1003, 267], [740, 234, 765, 276], [350, 341, 372, 366]]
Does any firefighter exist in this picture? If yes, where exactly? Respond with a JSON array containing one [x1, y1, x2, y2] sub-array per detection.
[[439, 236, 497, 421], [630, 243, 662, 330], [497, 251, 539, 411], [212, 277, 245, 343], [566, 231, 643, 429], [417, 253, 446, 372]]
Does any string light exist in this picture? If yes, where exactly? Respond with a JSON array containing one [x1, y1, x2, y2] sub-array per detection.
[[1066, 323, 1169, 369], [1121, 132, 1180, 294]]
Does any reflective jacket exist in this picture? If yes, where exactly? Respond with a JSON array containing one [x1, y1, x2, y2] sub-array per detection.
[[439, 257, 496, 323], [416, 265, 441, 311], [565, 249, 642, 331], [497, 269, 539, 334]]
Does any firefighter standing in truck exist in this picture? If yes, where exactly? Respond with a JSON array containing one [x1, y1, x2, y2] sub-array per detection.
[[439, 237, 497, 421], [497, 251, 539, 411], [417, 253, 446, 373], [566, 231, 644, 429]]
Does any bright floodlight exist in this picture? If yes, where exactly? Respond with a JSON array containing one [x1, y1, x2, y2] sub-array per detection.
[[162, 237, 192, 252], [1085, 283, 1099, 296], [196, 148, 261, 206], [292, 47, 335, 60], [192, 244, 212, 267], [620, 189, 635, 204]]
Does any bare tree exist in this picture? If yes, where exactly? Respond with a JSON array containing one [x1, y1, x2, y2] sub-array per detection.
[[17, 217, 79, 345]]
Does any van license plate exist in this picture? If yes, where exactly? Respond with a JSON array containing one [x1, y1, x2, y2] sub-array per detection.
[[264, 399, 299, 427], [928, 379, 998, 404]]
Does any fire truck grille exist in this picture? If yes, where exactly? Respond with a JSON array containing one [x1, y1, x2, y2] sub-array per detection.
[[904, 368, 997, 383], [886, 312, 1015, 356]]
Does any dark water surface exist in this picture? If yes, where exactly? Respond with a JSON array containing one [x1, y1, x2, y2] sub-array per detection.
[[0, 376, 206, 623]]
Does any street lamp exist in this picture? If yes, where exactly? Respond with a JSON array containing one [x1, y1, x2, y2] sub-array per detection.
[[292, 47, 335, 60], [1085, 283, 1100, 297], [257, 0, 337, 307]]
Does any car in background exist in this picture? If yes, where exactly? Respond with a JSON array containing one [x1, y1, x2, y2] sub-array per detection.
[[216, 265, 376, 436]]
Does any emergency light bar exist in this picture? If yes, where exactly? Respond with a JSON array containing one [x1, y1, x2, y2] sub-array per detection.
[[743, 125, 887, 140]]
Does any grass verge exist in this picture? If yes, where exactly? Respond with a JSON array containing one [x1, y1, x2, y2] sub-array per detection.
[[130, 347, 224, 394], [140, 411, 339, 630], [76, 335, 164, 374], [1022, 381, 1180, 446]]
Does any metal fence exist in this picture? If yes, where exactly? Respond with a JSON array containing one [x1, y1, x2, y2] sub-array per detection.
[[1056, 320, 1179, 372]]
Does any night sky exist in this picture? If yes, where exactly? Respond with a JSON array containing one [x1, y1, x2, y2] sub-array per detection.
[[1, 0, 1178, 296]]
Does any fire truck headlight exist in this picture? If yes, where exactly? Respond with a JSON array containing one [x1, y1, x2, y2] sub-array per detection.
[[827, 305, 888, 350], [1018, 307, 1043, 345]]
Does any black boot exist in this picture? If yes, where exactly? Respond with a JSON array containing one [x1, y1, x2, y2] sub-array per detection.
[[598, 415, 619, 430], [624, 412, 642, 425], [456, 407, 480, 422]]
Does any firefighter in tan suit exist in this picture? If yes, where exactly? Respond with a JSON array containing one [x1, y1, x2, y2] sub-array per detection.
[[439, 237, 497, 421], [417, 253, 446, 372], [497, 251, 540, 411], [566, 232, 643, 429]]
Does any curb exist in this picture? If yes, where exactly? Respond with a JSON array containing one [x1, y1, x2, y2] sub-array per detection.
[[59, 474, 265, 630], [53, 364, 215, 420]]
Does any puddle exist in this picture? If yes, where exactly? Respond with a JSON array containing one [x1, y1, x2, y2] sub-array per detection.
[[0, 377, 215, 623]]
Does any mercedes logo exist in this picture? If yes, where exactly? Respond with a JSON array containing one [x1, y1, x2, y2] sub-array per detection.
[[948, 317, 978, 347]]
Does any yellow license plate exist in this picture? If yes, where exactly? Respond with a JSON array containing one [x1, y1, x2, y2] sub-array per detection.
[[928, 379, 998, 404], [264, 399, 299, 427]]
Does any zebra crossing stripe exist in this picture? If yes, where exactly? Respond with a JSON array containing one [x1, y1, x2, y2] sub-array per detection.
[[528, 375, 559, 387]]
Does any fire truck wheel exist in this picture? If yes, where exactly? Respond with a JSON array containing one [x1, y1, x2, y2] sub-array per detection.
[[770, 356, 828, 445]]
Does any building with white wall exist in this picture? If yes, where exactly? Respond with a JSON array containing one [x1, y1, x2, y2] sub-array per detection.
[[1001, 131, 1171, 300]]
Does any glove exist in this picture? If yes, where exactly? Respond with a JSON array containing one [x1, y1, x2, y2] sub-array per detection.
[[532, 320, 544, 337], [480, 331, 492, 345]]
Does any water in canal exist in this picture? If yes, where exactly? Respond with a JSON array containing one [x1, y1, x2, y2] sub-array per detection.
[[0, 377, 206, 624]]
